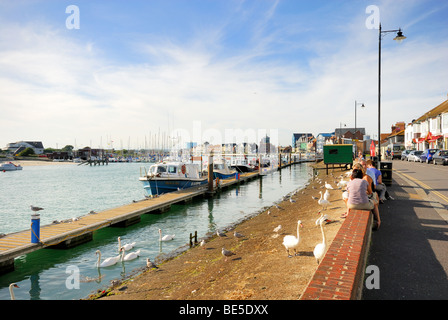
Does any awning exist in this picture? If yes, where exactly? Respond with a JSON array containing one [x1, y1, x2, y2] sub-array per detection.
[[428, 135, 442, 142]]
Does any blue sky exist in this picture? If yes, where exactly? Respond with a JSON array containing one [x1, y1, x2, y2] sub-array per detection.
[[1, 0, 447, 149]]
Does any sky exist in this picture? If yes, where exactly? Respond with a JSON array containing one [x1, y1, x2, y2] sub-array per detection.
[[1, 0, 447, 150]]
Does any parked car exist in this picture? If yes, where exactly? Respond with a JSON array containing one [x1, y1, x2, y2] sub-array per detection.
[[407, 150, 423, 162], [432, 150, 448, 165], [419, 148, 439, 163], [401, 149, 412, 161]]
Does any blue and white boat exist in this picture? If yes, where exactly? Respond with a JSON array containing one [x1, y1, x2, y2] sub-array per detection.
[[139, 161, 208, 196], [204, 158, 237, 180]]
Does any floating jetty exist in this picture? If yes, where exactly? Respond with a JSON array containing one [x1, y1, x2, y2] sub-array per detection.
[[0, 158, 316, 275]]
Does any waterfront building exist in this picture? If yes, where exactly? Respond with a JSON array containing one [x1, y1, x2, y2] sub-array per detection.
[[2, 141, 44, 155]]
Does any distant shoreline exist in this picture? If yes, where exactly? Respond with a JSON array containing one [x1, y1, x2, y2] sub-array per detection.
[[1, 159, 77, 167]]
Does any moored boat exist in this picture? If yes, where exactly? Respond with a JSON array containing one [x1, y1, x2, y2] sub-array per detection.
[[204, 158, 237, 180], [139, 161, 208, 196], [0, 162, 23, 171]]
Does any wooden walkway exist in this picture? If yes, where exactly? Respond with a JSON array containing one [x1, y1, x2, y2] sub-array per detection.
[[0, 171, 260, 274]]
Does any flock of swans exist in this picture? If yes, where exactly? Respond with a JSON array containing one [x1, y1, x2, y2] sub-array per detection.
[[281, 172, 350, 265], [8, 228, 175, 300], [95, 229, 175, 269]]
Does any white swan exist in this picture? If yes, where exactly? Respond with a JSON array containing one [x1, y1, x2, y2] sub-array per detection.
[[9, 283, 19, 300], [117, 236, 136, 252], [120, 246, 141, 262], [282, 220, 303, 258], [324, 189, 330, 201], [95, 250, 120, 268], [318, 191, 330, 211], [158, 228, 175, 241], [337, 177, 348, 189], [313, 217, 327, 264]]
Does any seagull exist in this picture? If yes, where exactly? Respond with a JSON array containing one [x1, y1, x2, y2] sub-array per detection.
[[273, 225, 282, 233], [222, 247, 236, 261], [88, 210, 98, 214], [275, 204, 284, 210], [234, 231, 245, 238], [200, 239, 206, 248], [290, 198, 296, 203], [30, 205, 44, 212], [216, 230, 227, 237], [311, 195, 319, 200], [146, 258, 158, 269]]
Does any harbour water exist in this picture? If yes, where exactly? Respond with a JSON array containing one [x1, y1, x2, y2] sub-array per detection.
[[0, 161, 312, 300]]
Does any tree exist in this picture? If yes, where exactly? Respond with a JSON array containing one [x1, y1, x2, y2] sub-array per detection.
[[61, 145, 74, 152], [18, 147, 35, 157]]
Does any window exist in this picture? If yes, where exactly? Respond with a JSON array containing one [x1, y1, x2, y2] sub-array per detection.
[[168, 166, 177, 174], [157, 166, 167, 173]]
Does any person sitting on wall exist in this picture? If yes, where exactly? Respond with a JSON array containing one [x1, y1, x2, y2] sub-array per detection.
[[365, 159, 388, 203]]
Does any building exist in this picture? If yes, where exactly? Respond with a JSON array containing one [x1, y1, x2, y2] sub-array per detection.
[[315, 133, 335, 154], [334, 128, 366, 142], [2, 141, 44, 155], [292, 133, 314, 152], [404, 97, 448, 150]]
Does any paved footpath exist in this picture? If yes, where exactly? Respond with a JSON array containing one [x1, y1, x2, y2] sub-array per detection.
[[362, 164, 448, 299]]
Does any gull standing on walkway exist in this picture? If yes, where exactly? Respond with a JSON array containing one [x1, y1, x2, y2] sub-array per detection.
[[222, 247, 236, 261]]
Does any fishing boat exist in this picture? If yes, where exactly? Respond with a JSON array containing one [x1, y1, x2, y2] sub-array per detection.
[[0, 162, 23, 171], [139, 161, 208, 196]]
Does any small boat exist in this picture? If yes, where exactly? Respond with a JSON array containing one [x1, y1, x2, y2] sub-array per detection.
[[259, 157, 278, 176], [229, 155, 256, 173], [204, 158, 237, 180], [0, 162, 23, 171], [139, 161, 208, 196]]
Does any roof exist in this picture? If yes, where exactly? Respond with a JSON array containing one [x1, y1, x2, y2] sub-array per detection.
[[415, 99, 448, 122]]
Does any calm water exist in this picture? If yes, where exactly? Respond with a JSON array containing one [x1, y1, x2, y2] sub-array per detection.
[[0, 162, 312, 300]]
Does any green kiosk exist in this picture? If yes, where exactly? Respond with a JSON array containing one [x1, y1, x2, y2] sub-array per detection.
[[323, 144, 353, 174]]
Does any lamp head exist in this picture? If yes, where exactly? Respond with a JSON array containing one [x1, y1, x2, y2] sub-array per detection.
[[393, 28, 406, 43]]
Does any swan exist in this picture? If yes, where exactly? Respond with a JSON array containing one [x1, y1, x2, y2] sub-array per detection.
[[318, 191, 330, 211], [158, 228, 175, 241], [9, 283, 19, 300], [282, 220, 303, 257], [120, 246, 141, 262], [313, 217, 327, 264], [117, 237, 136, 252], [337, 177, 348, 189], [324, 189, 330, 201], [324, 182, 334, 189], [95, 250, 120, 268]]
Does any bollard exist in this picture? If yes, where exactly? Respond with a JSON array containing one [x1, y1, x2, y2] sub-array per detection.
[[31, 214, 40, 243]]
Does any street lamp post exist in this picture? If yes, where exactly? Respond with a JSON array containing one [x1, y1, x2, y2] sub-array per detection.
[[378, 23, 406, 167], [354, 100, 365, 154]]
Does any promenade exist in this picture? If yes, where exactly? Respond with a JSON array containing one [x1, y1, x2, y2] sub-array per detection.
[[362, 161, 448, 299]]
